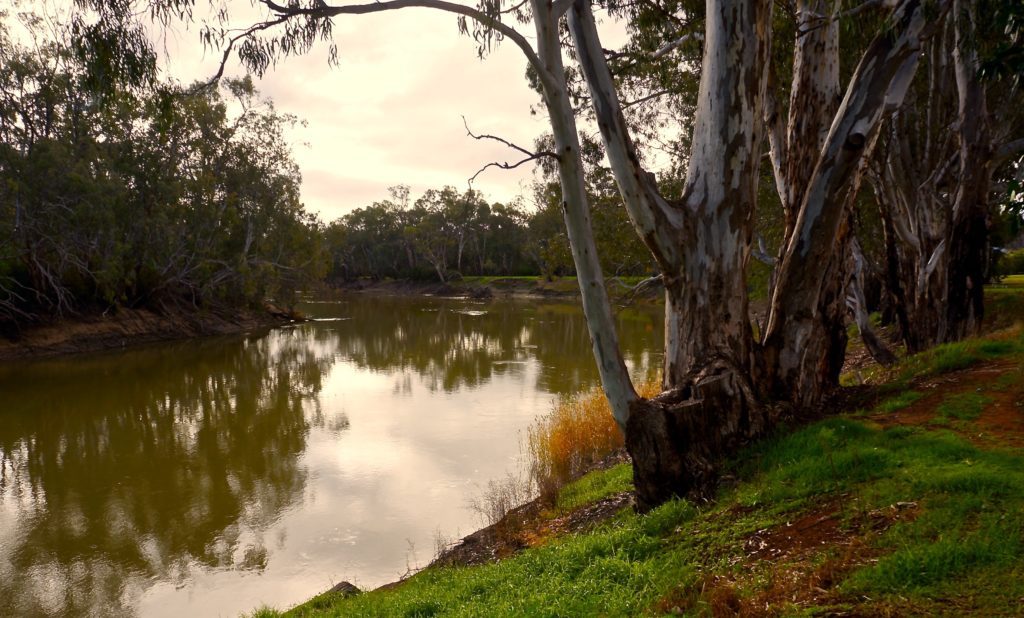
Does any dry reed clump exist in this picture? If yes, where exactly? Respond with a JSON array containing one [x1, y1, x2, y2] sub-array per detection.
[[468, 471, 534, 528], [527, 377, 660, 503]]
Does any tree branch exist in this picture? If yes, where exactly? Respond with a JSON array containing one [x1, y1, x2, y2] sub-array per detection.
[[463, 116, 558, 183], [622, 89, 671, 109], [651, 32, 702, 59], [254, 0, 558, 95], [566, 0, 684, 272]]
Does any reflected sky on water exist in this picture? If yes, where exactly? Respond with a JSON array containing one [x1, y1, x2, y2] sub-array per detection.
[[0, 296, 662, 617]]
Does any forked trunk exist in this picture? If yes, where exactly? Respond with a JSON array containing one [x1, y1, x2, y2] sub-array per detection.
[[570, 0, 771, 507], [764, 0, 949, 407], [627, 373, 778, 511]]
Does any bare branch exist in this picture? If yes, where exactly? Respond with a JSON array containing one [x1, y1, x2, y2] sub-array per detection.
[[463, 116, 558, 184], [622, 89, 671, 109], [463, 116, 551, 160], [258, 0, 557, 94], [193, 15, 291, 91], [468, 156, 547, 184], [651, 32, 702, 59]]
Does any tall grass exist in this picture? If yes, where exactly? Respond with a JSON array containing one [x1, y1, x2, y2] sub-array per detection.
[[527, 377, 660, 503]]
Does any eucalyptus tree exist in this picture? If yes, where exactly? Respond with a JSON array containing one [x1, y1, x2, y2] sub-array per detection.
[[78, 0, 950, 508], [0, 22, 323, 324], [869, 2, 1024, 352]]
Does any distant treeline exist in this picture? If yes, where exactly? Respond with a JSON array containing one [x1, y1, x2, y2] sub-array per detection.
[[323, 173, 653, 283], [0, 32, 324, 328]]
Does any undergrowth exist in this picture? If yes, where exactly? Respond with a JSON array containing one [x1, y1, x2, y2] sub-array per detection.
[[265, 302, 1024, 617], [526, 377, 658, 503]]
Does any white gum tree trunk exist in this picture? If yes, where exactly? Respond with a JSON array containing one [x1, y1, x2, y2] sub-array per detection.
[[569, 0, 768, 389], [569, 0, 773, 508], [530, 0, 639, 428], [763, 0, 950, 406]]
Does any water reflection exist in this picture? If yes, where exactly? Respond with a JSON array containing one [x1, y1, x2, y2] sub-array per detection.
[[0, 333, 334, 616], [0, 296, 662, 617], [306, 297, 660, 395]]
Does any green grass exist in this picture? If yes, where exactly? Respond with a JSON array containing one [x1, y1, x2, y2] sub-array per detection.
[[935, 391, 992, 421], [556, 463, 633, 512], [269, 409, 1024, 617], [876, 390, 925, 413], [264, 284, 1024, 617]]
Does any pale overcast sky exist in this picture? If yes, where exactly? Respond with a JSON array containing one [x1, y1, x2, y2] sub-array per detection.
[[9, 1, 628, 222], [153, 4, 624, 223]]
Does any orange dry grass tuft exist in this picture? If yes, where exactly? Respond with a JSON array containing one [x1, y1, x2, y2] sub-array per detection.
[[527, 377, 660, 502]]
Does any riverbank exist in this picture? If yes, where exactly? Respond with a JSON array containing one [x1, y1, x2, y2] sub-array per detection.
[[0, 305, 297, 362], [263, 321, 1024, 616], [330, 275, 662, 302]]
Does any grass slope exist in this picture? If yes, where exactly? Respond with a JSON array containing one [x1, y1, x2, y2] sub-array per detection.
[[263, 287, 1024, 617]]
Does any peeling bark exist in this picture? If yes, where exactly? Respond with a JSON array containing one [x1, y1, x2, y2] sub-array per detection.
[[532, 0, 638, 427], [764, 0, 949, 407], [871, 1, 999, 351]]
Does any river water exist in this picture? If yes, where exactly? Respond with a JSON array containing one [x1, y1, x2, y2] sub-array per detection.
[[0, 295, 662, 617]]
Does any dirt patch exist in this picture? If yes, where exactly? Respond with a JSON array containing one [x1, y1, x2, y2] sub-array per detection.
[[0, 306, 293, 362], [744, 505, 847, 562], [524, 492, 634, 544], [744, 500, 919, 563], [431, 491, 634, 570], [657, 500, 921, 617], [868, 360, 1024, 447]]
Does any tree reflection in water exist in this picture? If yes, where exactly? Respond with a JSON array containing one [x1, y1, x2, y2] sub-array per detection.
[[0, 297, 661, 617], [0, 331, 337, 617], [309, 297, 661, 395]]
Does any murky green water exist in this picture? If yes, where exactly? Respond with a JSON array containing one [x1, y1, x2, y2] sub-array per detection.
[[0, 295, 662, 617]]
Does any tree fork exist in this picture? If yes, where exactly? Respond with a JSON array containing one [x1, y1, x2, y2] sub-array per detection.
[[626, 371, 778, 512]]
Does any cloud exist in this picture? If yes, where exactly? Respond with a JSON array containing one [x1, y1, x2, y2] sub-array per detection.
[[24, 2, 623, 218]]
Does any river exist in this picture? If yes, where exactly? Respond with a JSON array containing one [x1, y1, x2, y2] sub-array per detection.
[[0, 295, 662, 617]]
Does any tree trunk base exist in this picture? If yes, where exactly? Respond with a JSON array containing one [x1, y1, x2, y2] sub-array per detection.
[[626, 371, 775, 512]]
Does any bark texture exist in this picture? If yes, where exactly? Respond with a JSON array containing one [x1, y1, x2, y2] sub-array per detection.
[[626, 373, 777, 511], [870, 2, 1006, 351], [764, 0, 949, 407]]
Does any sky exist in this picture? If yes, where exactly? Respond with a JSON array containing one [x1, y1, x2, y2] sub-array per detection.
[[8, 1, 630, 223], [150, 4, 598, 223]]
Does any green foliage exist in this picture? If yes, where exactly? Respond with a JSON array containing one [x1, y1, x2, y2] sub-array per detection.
[[323, 174, 655, 283], [994, 248, 1024, 278], [0, 32, 324, 323]]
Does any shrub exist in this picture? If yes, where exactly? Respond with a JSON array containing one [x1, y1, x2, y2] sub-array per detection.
[[527, 377, 659, 503]]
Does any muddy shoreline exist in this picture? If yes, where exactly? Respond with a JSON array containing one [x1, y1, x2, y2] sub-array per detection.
[[0, 306, 296, 362], [0, 277, 655, 362], [329, 276, 662, 302]]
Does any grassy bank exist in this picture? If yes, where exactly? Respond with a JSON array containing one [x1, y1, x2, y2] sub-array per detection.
[[263, 289, 1024, 617]]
